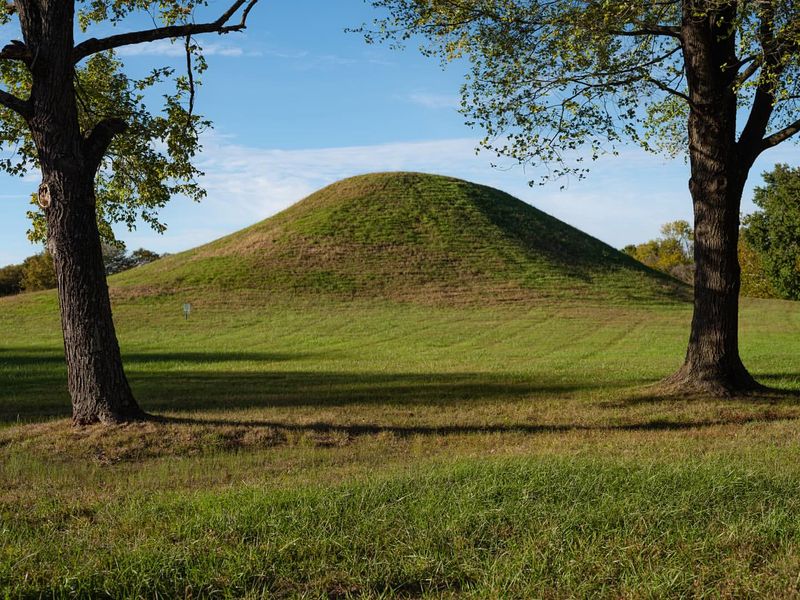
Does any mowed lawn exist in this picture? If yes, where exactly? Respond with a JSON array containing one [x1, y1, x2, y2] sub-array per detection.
[[3, 292, 800, 597]]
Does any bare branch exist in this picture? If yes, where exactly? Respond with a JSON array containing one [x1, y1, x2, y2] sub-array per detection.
[[734, 56, 762, 87], [183, 35, 196, 138], [645, 76, 690, 102], [72, 0, 260, 64], [83, 117, 128, 172], [761, 118, 800, 151], [0, 88, 30, 118]]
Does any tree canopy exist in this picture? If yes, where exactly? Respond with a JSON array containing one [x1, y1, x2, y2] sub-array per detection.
[[623, 220, 694, 283], [0, 243, 162, 296], [18, 250, 55, 291]]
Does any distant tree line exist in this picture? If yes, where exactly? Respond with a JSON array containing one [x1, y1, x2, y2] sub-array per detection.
[[0, 245, 161, 297], [742, 165, 800, 300], [623, 221, 695, 285], [624, 165, 799, 300]]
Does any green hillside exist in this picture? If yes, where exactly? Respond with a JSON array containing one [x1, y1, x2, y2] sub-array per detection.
[[112, 172, 687, 304]]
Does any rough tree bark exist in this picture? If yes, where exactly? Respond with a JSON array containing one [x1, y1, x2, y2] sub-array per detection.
[[664, 1, 764, 395], [19, 2, 144, 424], [44, 170, 144, 425]]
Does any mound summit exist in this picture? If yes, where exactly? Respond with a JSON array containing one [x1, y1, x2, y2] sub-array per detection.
[[113, 172, 687, 304]]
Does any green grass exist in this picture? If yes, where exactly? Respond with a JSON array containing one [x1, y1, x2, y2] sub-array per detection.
[[2, 172, 800, 596], [7, 457, 800, 598], [3, 292, 800, 597]]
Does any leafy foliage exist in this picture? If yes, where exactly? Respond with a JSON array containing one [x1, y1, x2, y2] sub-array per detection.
[[19, 252, 56, 292], [1, 2, 213, 244], [0, 244, 161, 295], [364, 1, 800, 180], [743, 164, 800, 300], [739, 233, 778, 299], [103, 244, 161, 275], [623, 220, 694, 283], [0, 262, 23, 295]]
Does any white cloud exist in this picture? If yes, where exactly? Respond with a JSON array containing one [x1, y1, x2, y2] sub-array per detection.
[[259, 46, 389, 70], [118, 39, 259, 58], [193, 135, 482, 223], [407, 92, 461, 110]]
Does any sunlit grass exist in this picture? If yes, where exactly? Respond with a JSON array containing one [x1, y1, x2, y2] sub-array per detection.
[[2, 289, 800, 596]]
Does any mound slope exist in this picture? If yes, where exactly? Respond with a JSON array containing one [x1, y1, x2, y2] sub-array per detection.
[[112, 172, 687, 304]]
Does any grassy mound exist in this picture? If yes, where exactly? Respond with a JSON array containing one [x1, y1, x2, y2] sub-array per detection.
[[112, 172, 687, 304]]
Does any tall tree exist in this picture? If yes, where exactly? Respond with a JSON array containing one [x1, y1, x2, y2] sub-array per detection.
[[0, 1, 259, 424], [743, 163, 800, 299], [739, 231, 778, 298], [0, 261, 23, 295], [366, 0, 800, 395]]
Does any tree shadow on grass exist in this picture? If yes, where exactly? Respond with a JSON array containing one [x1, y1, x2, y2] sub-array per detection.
[[752, 373, 800, 391], [131, 370, 603, 414], [0, 349, 647, 424], [7, 349, 796, 429], [0, 348, 320, 367], [153, 411, 800, 439]]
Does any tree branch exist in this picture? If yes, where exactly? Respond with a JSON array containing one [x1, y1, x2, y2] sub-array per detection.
[[734, 55, 762, 87], [0, 39, 31, 63], [610, 25, 682, 40], [83, 118, 128, 172], [761, 118, 800, 151], [0, 88, 30, 118], [72, 0, 260, 63], [645, 76, 690, 102], [738, 86, 773, 156], [738, 0, 783, 162]]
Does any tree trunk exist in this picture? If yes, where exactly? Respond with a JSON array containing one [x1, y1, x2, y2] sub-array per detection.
[[664, 174, 763, 395], [45, 171, 145, 425], [665, 2, 763, 395], [20, 1, 145, 424]]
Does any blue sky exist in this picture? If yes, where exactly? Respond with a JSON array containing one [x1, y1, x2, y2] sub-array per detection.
[[0, 1, 797, 265]]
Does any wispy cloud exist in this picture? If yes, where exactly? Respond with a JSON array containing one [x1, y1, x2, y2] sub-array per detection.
[[406, 92, 461, 110], [118, 39, 261, 58], [259, 45, 388, 70], [6, 132, 786, 264], [125, 134, 696, 258], [193, 136, 482, 223], [119, 136, 488, 255]]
